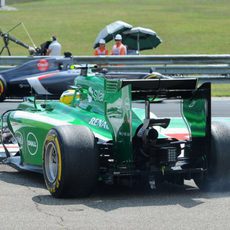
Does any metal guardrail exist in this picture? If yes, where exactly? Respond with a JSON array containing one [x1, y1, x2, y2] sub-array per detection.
[[1, 54, 230, 65], [0, 55, 229, 78], [106, 65, 230, 75], [73, 55, 230, 65]]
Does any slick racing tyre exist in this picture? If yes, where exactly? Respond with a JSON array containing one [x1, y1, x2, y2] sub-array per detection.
[[43, 125, 98, 198], [0, 77, 7, 102], [194, 121, 230, 191]]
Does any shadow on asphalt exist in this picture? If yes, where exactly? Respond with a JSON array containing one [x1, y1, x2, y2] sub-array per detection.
[[0, 170, 45, 189], [1, 167, 230, 211], [32, 183, 230, 211]]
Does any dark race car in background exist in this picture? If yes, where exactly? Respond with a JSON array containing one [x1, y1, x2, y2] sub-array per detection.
[[0, 57, 80, 101], [0, 56, 166, 102]]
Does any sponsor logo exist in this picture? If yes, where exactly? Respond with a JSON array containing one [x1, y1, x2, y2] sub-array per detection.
[[88, 87, 104, 103], [124, 97, 130, 110], [37, 59, 49, 71], [26, 132, 38, 155], [89, 117, 109, 130], [118, 131, 130, 137]]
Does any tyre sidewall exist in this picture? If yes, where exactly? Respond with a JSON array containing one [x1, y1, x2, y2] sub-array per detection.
[[43, 129, 65, 197], [43, 125, 98, 198], [210, 122, 230, 184], [194, 121, 230, 190]]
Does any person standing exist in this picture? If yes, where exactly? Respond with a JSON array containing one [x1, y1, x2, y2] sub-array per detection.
[[111, 34, 127, 55], [94, 39, 109, 56], [46, 36, 62, 56]]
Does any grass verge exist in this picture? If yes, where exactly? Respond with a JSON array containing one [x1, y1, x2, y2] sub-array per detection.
[[212, 84, 230, 97]]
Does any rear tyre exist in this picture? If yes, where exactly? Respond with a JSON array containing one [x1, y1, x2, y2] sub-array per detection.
[[0, 77, 7, 102], [43, 125, 98, 198], [194, 121, 230, 191]]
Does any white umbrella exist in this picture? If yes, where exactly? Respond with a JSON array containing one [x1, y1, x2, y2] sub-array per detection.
[[93, 20, 132, 48]]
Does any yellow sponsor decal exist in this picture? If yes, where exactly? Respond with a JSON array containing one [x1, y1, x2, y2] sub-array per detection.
[[46, 134, 55, 142], [56, 180, 60, 189], [0, 80, 4, 95], [54, 137, 62, 182], [49, 187, 55, 193]]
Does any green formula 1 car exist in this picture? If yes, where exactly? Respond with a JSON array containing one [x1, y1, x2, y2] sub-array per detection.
[[1, 67, 230, 198]]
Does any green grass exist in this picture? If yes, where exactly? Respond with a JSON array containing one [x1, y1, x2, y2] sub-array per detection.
[[1, 0, 230, 96], [1, 0, 230, 56], [212, 84, 230, 97]]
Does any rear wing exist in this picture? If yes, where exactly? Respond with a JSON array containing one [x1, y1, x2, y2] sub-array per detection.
[[104, 77, 210, 164], [120, 78, 198, 100]]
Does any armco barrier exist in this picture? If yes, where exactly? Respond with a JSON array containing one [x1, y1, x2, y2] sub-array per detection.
[[1, 54, 230, 65], [0, 55, 229, 78]]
